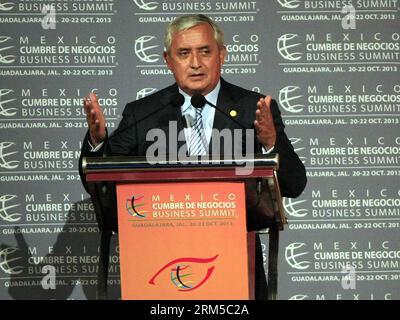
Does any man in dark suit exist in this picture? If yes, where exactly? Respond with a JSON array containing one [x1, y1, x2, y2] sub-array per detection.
[[80, 14, 306, 299]]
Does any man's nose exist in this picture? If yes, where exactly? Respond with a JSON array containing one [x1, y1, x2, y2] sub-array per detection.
[[190, 52, 201, 69]]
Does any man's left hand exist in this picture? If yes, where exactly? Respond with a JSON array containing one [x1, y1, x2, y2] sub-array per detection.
[[254, 96, 276, 150]]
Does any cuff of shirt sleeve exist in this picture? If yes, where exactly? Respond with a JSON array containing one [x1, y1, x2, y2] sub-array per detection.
[[88, 140, 104, 152], [261, 145, 274, 154]]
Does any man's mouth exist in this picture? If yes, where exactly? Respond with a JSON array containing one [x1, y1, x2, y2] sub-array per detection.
[[190, 73, 204, 79]]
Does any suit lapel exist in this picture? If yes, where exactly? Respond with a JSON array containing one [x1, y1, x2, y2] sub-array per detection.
[[212, 79, 237, 132], [157, 84, 186, 154], [209, 79, 239, 155]]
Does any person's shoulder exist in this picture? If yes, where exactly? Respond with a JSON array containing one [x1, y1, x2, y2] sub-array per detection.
[[221, 78, 264, 101], [221, 79, 281, 113]]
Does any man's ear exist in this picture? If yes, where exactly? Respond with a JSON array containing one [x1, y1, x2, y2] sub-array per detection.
[[219, 46, 227, 65], [163, 51, 171, 70]]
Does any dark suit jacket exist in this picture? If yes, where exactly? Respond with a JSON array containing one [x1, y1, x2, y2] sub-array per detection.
[[80, 78, 306, 196], [79, 78, 306, 299]]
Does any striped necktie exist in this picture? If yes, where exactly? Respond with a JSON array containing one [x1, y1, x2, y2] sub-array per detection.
[[189, 107, 208, 155]]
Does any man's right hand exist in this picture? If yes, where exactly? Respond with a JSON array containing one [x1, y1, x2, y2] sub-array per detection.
[[83, 92, 106, 146]]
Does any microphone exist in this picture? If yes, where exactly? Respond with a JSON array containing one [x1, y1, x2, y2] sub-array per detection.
[[171, 92, 185, 108], [190, 93, 206, 109]]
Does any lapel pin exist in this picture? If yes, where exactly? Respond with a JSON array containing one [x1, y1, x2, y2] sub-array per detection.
[[229, 110, 237, 117]]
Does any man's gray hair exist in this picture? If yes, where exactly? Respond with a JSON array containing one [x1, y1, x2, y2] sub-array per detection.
[[164, 14, 224, 54]]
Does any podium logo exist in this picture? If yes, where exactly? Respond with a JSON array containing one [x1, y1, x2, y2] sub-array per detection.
[[284, 197, 308, 217], [0, 36, 15, 64], [0, 194, 21, 222], [149, 255, 218, 292], [133, 0, 158, 11], [0, 247, 23, 275], [0, 142, 19, 169], [0, 2, 15, 11], [0, 89, 17, 117], [136, 88, 157, 100], [277, 0, 301, 9], [285, 242, 310, 270], [279, 86, 304, 113], [126, 194, 149, 218], [134, 35, 160, 63], [277, 34, 302, 61]]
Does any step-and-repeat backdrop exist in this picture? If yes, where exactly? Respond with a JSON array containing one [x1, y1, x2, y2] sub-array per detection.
[[0, 0, 399, 300]]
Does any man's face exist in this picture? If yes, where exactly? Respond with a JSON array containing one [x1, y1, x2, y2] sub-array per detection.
[[164, 23, 226, 96]]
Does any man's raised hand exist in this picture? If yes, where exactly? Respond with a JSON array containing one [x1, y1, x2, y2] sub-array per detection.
[[83, 92, 106, 146], [254, 96, 276, 150]]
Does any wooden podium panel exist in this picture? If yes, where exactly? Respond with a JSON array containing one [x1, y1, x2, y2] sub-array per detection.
[[116, 181, 252, 300]]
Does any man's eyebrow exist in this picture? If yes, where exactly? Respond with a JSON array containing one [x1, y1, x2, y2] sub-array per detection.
[[176, 45, 210, 52], [197, 46, 211, 51]]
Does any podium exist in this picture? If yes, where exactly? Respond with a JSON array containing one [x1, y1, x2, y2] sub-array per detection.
[[82, 154, 286, 300]]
